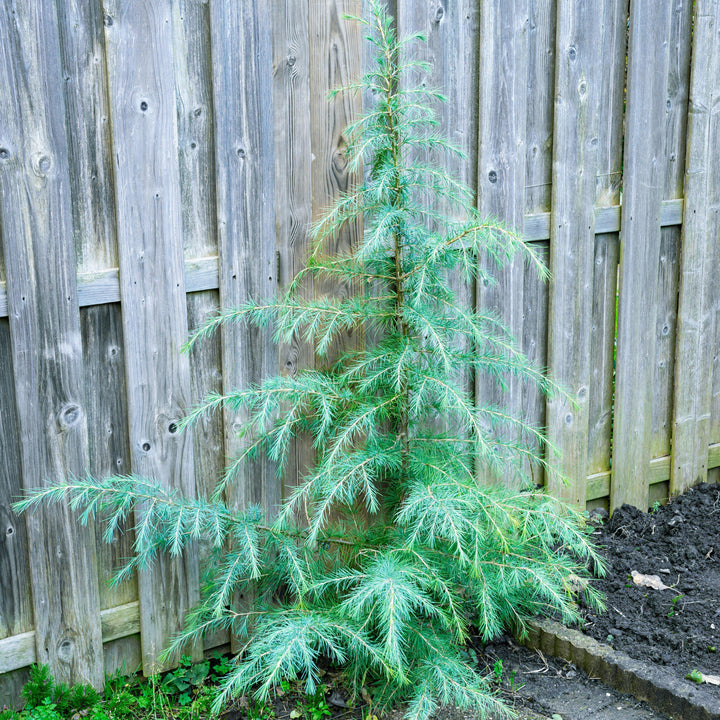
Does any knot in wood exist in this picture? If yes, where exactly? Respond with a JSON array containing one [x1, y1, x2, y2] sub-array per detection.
[[488, 169, 498, 184], [59, 403, 81, 428], [287, 54, 296, 66], [57, 634, 75, 662], [141, 441, 151, 452], [0, 148, 9, 160], [434, 5, 445, 22], [103, 14, 113, 26], [140, 100, 149, 112], [567, 45, 577, 61]]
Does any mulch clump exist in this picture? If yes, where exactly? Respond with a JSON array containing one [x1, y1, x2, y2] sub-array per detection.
[[583, 482, 720, 684]]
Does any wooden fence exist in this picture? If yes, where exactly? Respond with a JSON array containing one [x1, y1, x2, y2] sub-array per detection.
[[1, 0, 719, 703]]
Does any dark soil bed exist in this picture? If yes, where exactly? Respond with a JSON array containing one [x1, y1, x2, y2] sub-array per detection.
[[581, 482, 720, 705]]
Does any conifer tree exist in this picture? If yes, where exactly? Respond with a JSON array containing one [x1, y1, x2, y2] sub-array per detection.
[[17, 3, 604, 718]]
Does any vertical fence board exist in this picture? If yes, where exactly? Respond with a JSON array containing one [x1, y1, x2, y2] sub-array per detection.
[[611, 1, 673, 511], [80, 309, 134, 592], [545, 2, 603, 505], [650, 0, 692, 469], [80, 304, 141, 674], [519, 1, 554, 476], [309, 0, 363, 364], [102, 0, 200, 672], [173, 0, 217, 261], [56, 0, 117, 275], [672, 0, 720, 494], [587, 0, 626, 483], [171, 0, 226, 653], [185, 292, 226, 651], [209, 2, 278, 513], [650, 231, 679, 461], [0, 0, 104, 687], [396, 0, 479, 416], [476, 0, 530, 486], [0, 320, 31, 646], [272, 0, 314, 510], [525, 0, 555, 216]]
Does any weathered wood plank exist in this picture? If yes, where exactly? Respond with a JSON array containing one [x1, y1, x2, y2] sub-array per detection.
[[171, 0, 227, 652], [545, 1, 603, 505], [587, 234, 619, 478], [587, 0, 626, 483], [209, 2, 278, 510], [0, 601, 143, 675], [271, 0, 314, 513], [650, 230, 680, 461], [476, 0, 530, 486], [186, 291, 227, 650], [0, 343, 27, 720], [650, 0, 693, 471], [102, 0, 201, 672], [0, 0, 104, 688], [0, 320, 32, 643], [396, 0, 479, 430], [525, 0, 555, 216], [672, 0, 720, 495], [309, 0, 363, 363], [80, 305, 136, 610], [56, 0, 117, 275], [172, 0, 217, 261], [611, 0, 672, 511], [208, 2, 277, 653]]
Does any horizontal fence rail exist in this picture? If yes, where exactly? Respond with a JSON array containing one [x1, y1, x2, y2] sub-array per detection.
[[1, 0, 718, 703]]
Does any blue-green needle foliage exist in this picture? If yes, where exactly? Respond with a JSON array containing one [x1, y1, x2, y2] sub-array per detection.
[[16, 3, 604, 719]]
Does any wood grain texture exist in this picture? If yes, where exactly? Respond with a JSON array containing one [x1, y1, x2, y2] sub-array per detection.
[[272, 0, 314, 511], [476, 0, 544, 487], [649, 0, 692, 473], [186, 291, 228, 651], [102, 0, 201, 672], [172, 0, 217, 260], [524, 0, 555, 216], [0, 0, 104, 688], [611, 0, 673, 511], [672, 0, 720, 494], [650, 229, 679, 461], [0, 320, 31, 644], [545, 0, 603, 505], [396, 0, 479, 421], [587, 0, 626, 482], [56, 0, 117, 275], [587, 234, 619, 478], [171, 0, 226, 651], [309, 0, 363, 363], [209, 2, 278, 519], [80, 305, 135, 610]]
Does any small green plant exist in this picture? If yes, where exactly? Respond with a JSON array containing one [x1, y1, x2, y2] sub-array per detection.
[[651, 500, 661, 514], [299, 685, 332, 720], [492, 659, 503, 685], [686, 669, 703, 683], [667, 593, 683, 618], [15, 3, 605, 719]]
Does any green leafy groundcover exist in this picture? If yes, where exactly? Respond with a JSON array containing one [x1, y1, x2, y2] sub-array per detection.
[[1, 657, 335, 720], [16, 3, 604, 719]]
